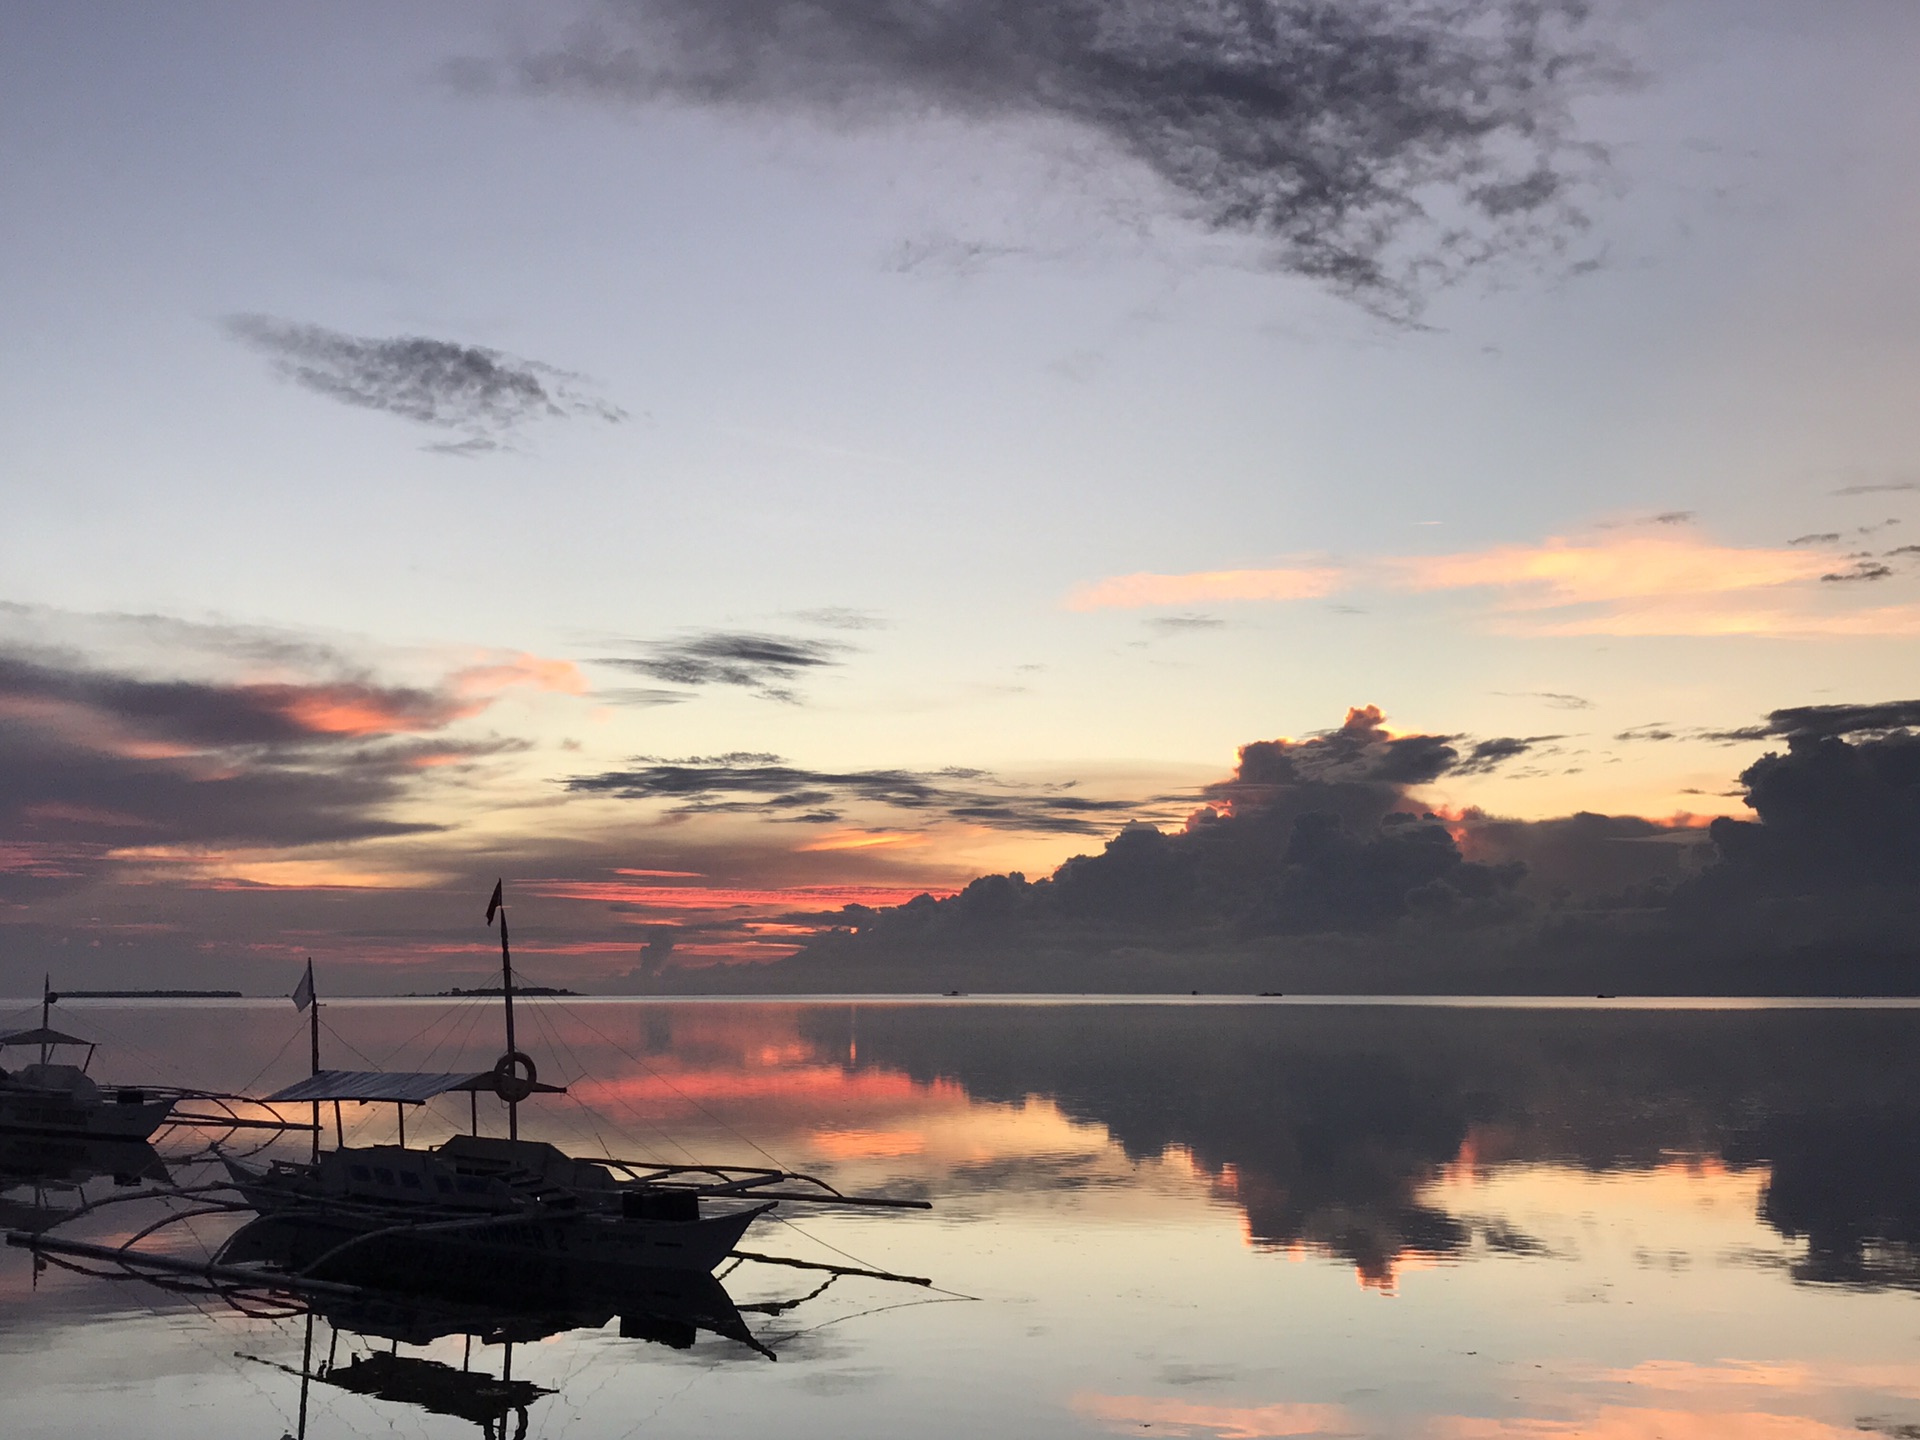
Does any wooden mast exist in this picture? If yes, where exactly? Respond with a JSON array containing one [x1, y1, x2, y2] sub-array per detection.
[[307, 959, 320, 1162], [488, 880, 519, 1141]]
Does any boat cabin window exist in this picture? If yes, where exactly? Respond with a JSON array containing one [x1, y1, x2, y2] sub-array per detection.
[[349, 1165, 371, 1182], [400, 1171, 422, 1189]]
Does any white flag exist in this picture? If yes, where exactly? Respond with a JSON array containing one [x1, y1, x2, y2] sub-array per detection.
[[292, 960, 314, 1013]]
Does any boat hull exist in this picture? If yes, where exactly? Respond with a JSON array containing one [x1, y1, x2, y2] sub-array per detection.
[[218, 1199, 767, 1287], [0, 1089, 174, 1141]]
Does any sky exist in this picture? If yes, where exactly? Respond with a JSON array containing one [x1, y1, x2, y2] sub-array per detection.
[[3, 0, 1919, 991]]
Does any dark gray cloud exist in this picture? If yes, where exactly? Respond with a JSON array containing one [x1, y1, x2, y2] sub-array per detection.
[[566, 752, 1164, 833], [1822, 561, 1894, 583], [786, 712, 1534, 948], [1788, 532, 1842, 547], [1703, 726, 1920, 895], [1457, 809, 1702, 901], [1834, 482, 1920, 497], [0, 651, 470, 751], [594, 631, 851, 703], [0, 645, 526, 901], [1623, 702, 1920, 748], [1197, 708, 1546, 836], [1615, 723, 1677, 743], [224, 315, 624, 449], [0, 603, 364, 678], [1222, 705, 1459, 793], [1453, 734, 1562, 776], [600, 686, 694, 708], [481, 0, 1619, 315], [1719, 701, 1920, 745]]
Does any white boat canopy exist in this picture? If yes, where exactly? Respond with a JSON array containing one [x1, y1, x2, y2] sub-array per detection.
[[265, 1069, 565, 1106]]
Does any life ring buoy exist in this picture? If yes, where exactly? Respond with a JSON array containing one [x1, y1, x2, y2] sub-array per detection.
[[492, 1050, 538, 1103]]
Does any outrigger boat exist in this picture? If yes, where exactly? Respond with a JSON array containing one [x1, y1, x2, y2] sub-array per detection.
[[220, 882, 928, 1280], [0, 979, 178, 1141]]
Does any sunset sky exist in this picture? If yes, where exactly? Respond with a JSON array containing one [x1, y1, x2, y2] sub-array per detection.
[[3, 1, 1919, 990]]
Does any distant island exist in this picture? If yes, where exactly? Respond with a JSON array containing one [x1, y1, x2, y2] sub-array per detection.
[[50, 989, 244, 1000], [406, 985, 580, 998]]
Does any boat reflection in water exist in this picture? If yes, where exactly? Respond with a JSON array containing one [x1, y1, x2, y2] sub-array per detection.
[[229, 1214, 773, 1440], [0, 1131, 168, 1233], [41, 1204, 906, 1440]]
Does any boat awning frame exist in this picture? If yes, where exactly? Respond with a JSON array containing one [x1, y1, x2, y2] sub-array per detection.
[[0, 1027, 93, 1049], [263, 1069, 565, 1106]]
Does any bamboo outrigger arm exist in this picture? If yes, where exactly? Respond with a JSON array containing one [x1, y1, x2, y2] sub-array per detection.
[[590, 1158, 932, 1209]]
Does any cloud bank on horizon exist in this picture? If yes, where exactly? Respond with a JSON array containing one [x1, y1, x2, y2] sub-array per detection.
[[4, 599, 1919, 991], [794, 700, 1920, 987]]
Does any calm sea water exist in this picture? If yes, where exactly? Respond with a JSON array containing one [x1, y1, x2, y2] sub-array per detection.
[[4, 996, 1920, 1439]]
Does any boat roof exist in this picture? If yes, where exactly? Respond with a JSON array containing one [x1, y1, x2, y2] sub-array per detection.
[[264, 1069, 565, 1105], [0, 1026, 92, 1049]]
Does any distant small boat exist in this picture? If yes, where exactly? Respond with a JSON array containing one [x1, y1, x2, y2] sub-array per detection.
[[0, 979, 177, 1141]]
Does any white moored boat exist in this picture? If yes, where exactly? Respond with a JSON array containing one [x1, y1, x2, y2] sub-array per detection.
[[0, 981, 176, 1141]]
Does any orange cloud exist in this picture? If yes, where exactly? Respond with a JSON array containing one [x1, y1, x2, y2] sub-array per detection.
[[1073, 1394, 1356, 1439], [252, 682, 477, 736], [1066, 565, 1345, 611], [797, 831, 930, 853], [188, 860, 451, 891], [526, 880, 949, 911], [1064, 532, 1908, 638], [1390, 535, 1832, 607], [451, 652, 589, 698]]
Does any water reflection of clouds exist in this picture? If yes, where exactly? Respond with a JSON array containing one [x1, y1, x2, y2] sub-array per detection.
[[1075, 1393, 1356, 1438], [12, 1002, 1920, 1439], [1434, 1411, 1859, 1438], [806, 1005, 1920, 1295], [1426, 1355, 1920, 1440], [46, 1000, 1920, 1298], [1077, 1358, 1920, 1440]]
